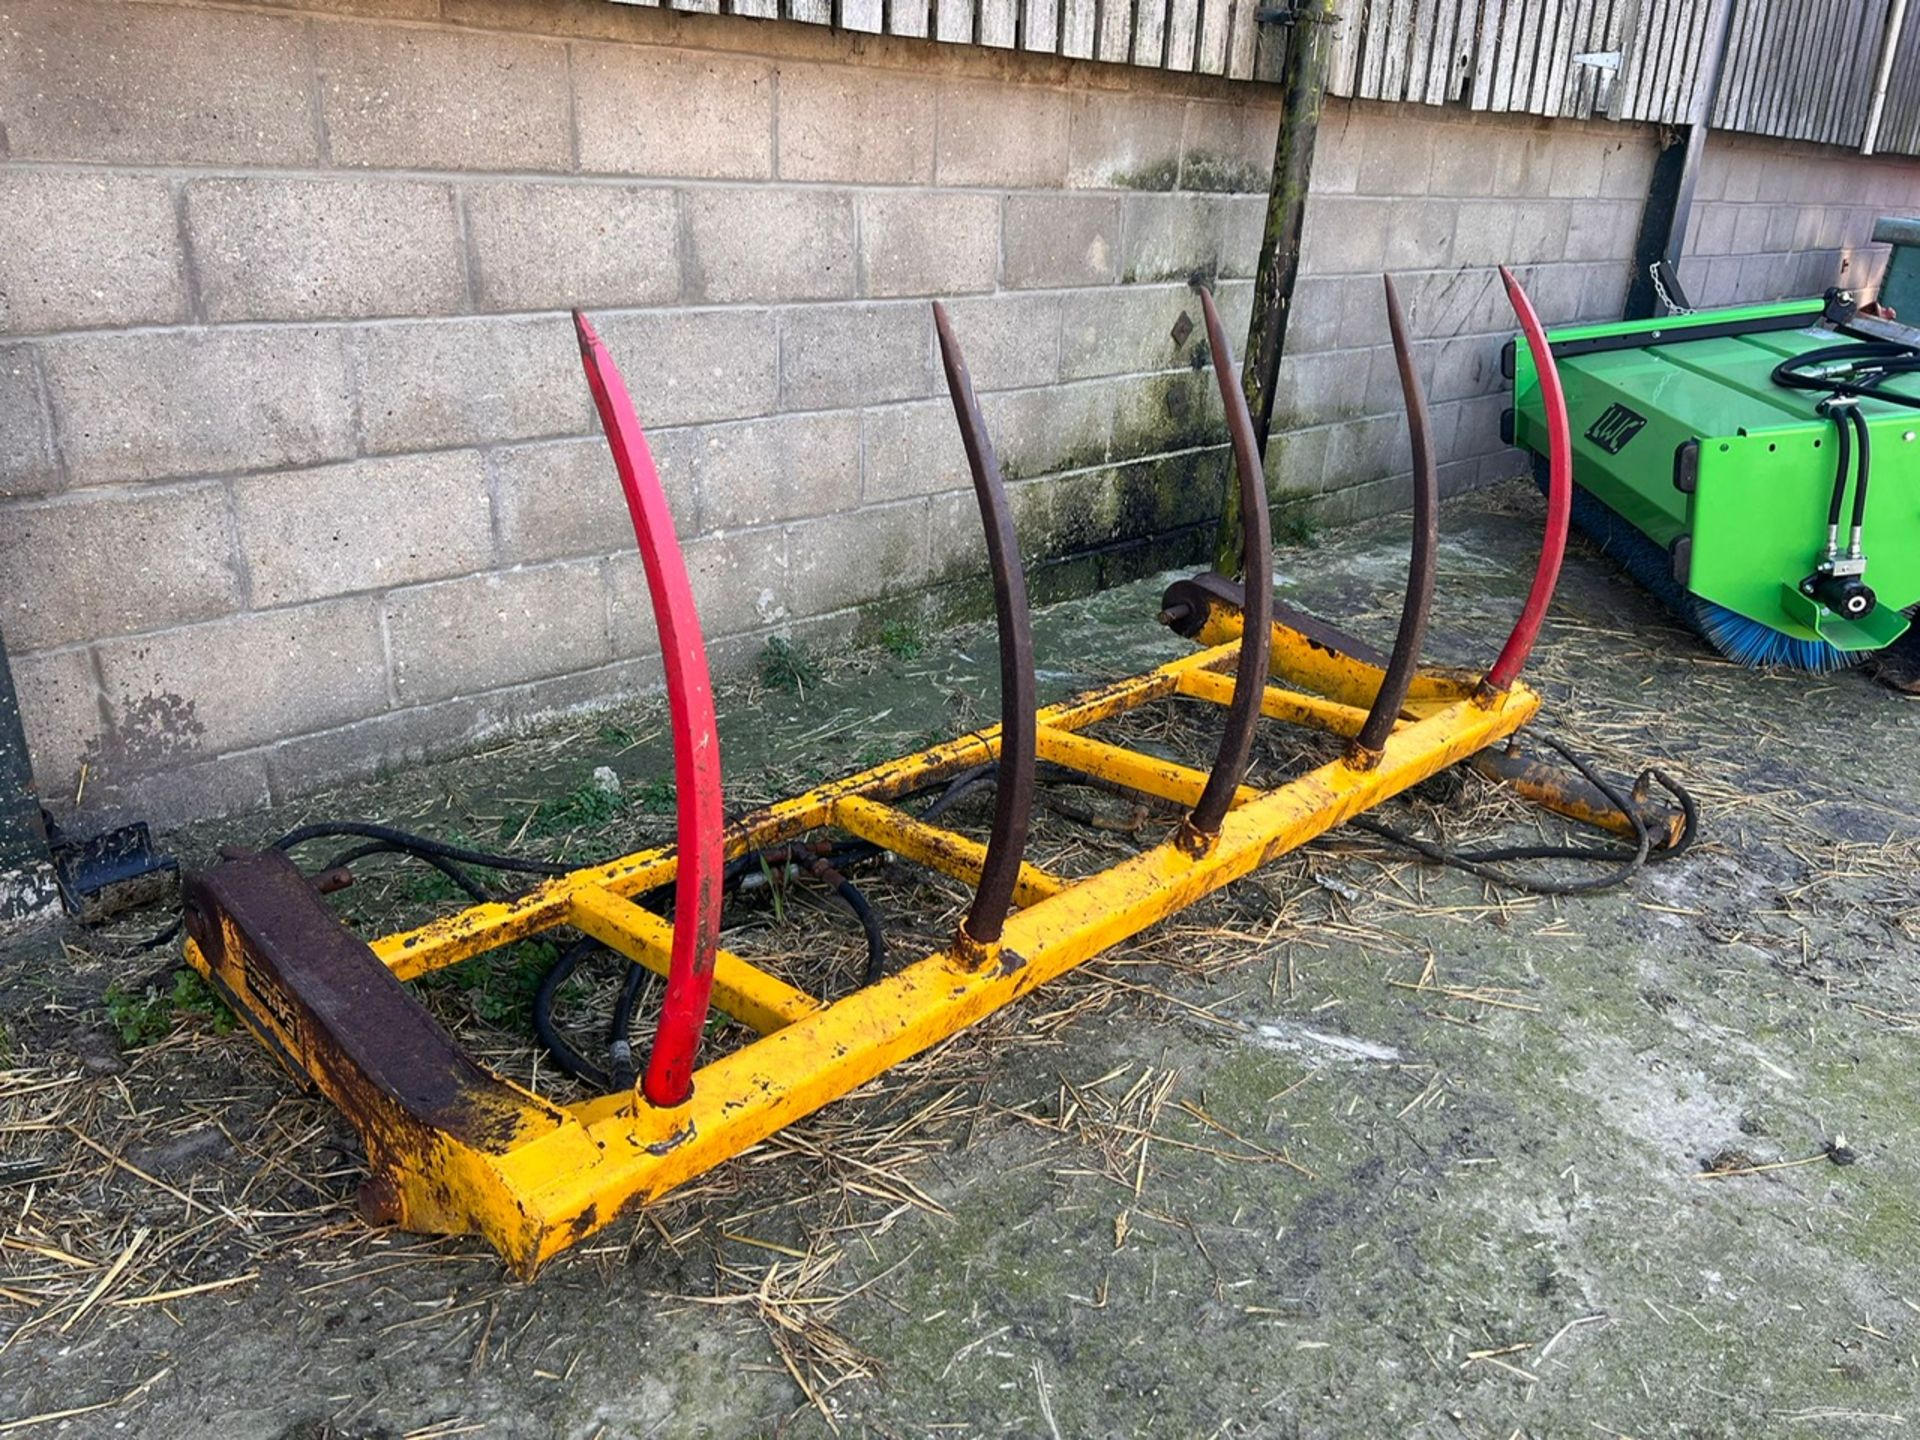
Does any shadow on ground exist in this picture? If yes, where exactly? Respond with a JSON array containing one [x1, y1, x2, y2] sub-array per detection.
[[2, 480, 1917, 1438]]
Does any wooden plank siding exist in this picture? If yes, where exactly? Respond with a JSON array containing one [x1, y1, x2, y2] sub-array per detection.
[[615, 0, 1920, 153], [1878, 0, 1920, 155]]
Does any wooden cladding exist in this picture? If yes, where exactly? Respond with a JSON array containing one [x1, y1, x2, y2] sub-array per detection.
[[1329, 0, 1916, 152], [607, 0, 1920, 154]]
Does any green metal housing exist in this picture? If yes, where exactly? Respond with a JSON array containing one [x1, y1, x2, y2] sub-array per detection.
[[1510, 298, 1919, 652]]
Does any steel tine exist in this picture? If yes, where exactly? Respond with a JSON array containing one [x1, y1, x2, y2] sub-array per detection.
[[573, 310, 725, 1108], [1348, 273, 1439, 767], [1481, 265, 1572, 697], [1182, 286, 1274, 849], [933, 302, 1037, 954]]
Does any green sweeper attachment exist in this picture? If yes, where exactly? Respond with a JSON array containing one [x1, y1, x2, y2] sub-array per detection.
[[1505, 287, 1920, 672]]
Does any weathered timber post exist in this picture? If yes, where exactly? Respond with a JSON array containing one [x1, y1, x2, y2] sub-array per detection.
[[1216, 0, 1340, 576]]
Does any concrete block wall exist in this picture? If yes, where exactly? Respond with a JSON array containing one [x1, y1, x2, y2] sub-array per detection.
[[1264, 102, 1920, 527], [1678, 130, 1915, 306], [1270, 101, 1659, 524], [0, 0, 1279, 825]]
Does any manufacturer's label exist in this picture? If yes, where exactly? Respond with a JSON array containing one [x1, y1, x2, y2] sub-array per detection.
[[242, 948, 303, 1052], [1585, 402, 1649, 454]]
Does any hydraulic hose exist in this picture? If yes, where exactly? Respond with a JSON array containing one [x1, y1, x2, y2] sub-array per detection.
[[316, 838, 495, 904], [274, 820, 572, 877], [1772, 340, 1920, 410], [534, 936, 620, 1091], [1824, 402, 1852, 537], [1849, 404, 1873, 539], [1348, 735, 1698, 897], [1781, 346, 1898, 608]]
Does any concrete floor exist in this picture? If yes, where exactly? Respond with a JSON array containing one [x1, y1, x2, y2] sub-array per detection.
[[2, 482, 1917, 1438]]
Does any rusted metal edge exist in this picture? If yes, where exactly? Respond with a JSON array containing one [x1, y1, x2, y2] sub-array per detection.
[[1183, 285, 1274, 849], [181, 850, 565, 1230], [1349, 273, 1439, 767], [1159, 572, 1391, 667], [934, 301, 1037, 952]]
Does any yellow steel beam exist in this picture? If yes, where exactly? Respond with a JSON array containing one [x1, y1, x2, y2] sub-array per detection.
[[369, 644, 1233, 982], [567, 886, 822, 1034], [1034, 726, 1263, 811], [186, 615, 1544, 1276], [1173, 667, 1379, 736], [830, 795, 1068, 908], [1196, 603, 1478, 709], [509, 683, 1539, 1271]]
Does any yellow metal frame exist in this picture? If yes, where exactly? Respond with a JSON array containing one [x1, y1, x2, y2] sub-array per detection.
[[186, 622, 1538, 1276]]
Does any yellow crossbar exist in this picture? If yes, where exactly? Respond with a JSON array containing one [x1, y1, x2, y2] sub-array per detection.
[[1034, 726, 1263, 810], [568, 886, 821, 1035], [830, 795, 1067, 908]]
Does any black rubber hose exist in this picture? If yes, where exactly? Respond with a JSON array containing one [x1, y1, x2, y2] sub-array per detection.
[[1849, 403, 1873, 536], [1347, 736, 1697, 897], [606, 957, 645, 1090], [839, 876, 890, 985], [1825, 403, 1852, 532], [318, 838, 495, 904], [109, 822, 528, 959], [920, 762, 999, 823], [1773, 341, 1920, 410], [274, 820, 573, 877], [533, 935, 617, 1090]]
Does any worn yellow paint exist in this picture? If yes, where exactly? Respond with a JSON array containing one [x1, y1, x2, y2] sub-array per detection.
[[367, 647, 1229, 983], [830, 795, 1066, 908], [1173, 666, 1383, 736], [1194, 600, 1480, 709], [197, 621, 1541, 1277], [568, 886, 821, 1034], [1034, 726, 1263, 810]]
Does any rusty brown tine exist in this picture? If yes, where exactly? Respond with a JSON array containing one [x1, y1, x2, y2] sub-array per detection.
[[1183, 285, 1274, 849], [1348, 273, 1439, 768], [933, 301, 1037, 952]]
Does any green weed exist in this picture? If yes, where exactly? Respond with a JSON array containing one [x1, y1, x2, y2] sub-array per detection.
[[634, 777, 675, 815], [1273, 507, 1320, 546], [102, 970, 235, 1049], [759, 636, 823, 692], [878, 619, 925, 659], [420, 940, 558, 1027], [528, 779, 626, 837]]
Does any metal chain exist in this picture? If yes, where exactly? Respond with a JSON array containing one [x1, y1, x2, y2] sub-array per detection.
[[1650, 262, 1694, 316]]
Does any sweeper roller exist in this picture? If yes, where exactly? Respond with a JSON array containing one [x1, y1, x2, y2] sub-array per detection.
[[1505, 289, 1920, 671]]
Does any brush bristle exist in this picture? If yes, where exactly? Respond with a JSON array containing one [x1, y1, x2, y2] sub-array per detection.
[[1534, 459, 1866, 673], [1686, 599, 1856, 672]]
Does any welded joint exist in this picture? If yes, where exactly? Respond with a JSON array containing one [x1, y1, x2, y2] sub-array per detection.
[[1173, 816, 1222, 859], [952, 925, 1026, 977], [1343, 740, 1385, 771]]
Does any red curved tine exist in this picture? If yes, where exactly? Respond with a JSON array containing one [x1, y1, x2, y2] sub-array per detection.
[[1348, 273, 1439, 767], [573, 311, 724, 1108], [1482, 265, 1572, 697], [1183, 286, 1273, 849], [932, 302, 1036, 953]]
